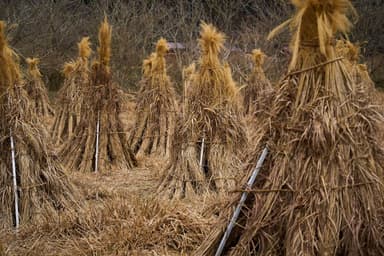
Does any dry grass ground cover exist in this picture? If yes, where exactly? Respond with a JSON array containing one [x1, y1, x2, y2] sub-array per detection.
[[0, 166, 214, 255]]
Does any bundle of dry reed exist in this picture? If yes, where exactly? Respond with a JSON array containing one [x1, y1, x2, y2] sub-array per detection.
[[0, 21, 80, 228], [51, 37, 92, 145], [60, 17, 136, 173], [129, 38, 178, 161], [243, 49, 274, 116], [336, 39, 379, 97], [196, 1, 384, 255], [24, 57, 54, 119], [158, 23, 247, 199]]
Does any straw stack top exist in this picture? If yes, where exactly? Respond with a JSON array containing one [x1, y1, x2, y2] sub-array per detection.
[[0, 21, 21, 90], [198, 22, 225, 67], [269, 0, 356, 69], [26, 57, 42, 78], [152, 38, 169, 73], [252, 49, 266, 68], [97, 16, 112, 68], [78, 37, 92, 62]]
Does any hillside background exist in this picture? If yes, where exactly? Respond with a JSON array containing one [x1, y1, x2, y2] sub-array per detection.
[[1, 0, 383, 91]]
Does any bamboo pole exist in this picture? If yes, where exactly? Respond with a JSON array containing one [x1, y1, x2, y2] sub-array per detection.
[[199, 137, 205, 168], [215, 147, 269, 256], [94, 111, 100, 173], [10, 129, 19, 229]]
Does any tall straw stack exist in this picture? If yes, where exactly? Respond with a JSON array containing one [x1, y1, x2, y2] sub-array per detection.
[[60, 17, 136, 172], [243, 49, 273, 116], [51, 37, 92, 145], [0, 21, 80, 228], [24, 57, 54, 119], [158, 23, 247, 199], [196, 0, 384, 255], [129, 38, 178, 161]]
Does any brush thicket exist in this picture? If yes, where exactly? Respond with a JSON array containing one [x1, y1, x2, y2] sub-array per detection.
[[158, 23, 247, 199], [129, 38, 178, 161], [60, 17, 136, 172], [197, 1, 384, 255], [243, 49, 273, 116], [24, 57, 54, 119], [51, 37, 91, 145], [0, 21, 80, 228]]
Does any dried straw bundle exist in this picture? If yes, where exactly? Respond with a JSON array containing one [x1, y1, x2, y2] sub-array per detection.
[[60, 17, 136, 172], [158, 23, 247, 199], [51, 37, 92, 145], [24, 57, 54, 119], [129, 38, 178, 160], [243, 49, 273, 116], [336, 39, 377, 96], [196, 1, 384, 255], [0, 21, 80, 228]]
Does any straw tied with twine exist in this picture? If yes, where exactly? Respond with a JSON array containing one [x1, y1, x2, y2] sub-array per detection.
[[158, 22, 247, 200], [196, 0, 384, 255], [0, 21, 80, 229]]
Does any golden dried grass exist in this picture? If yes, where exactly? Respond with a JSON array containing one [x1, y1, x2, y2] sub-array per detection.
[[24, 57, 54, 119], [158, 23, 247, 199], [60, 17, 136, 172], [243, 49, 274, 116], [129, 38, 178, 161], [1, 168, 212, 255], [51, 37, 92, 145], [0, 21, 81, 228], [197, 1, 384, 255]]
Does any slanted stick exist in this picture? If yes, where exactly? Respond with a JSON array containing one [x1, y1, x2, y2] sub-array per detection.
[[10, 129, 19, 229]]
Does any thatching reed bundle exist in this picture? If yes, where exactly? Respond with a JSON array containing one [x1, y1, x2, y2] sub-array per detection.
[[60, 17, 136, 172], [129, 38, 178, 160], [243, 49, 273, 116], [158, 23, 247, 199], [196, 0, 384, 255], [24, 57, 54, 119], [51, 37, 92, 145], [0, 21, 80, 228], [336, 40, 377, 93]]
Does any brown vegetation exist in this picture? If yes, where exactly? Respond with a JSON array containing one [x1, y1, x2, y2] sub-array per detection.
[[51, 37, 92, 145], [24, 57, 54, 119], [0, 21, 80, 228], [158, 23, 247, 199], [60, 17, 136, 173], [129, 38, 178, 161], [197, 0, 384, 255]]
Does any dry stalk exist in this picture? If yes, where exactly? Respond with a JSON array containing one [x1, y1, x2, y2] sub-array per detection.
[[24, 57, 54, 119], [196, 1, 384, 255], [158, 23, 247, 199], [129, 38, 178, 161], [60, 17, 137, 172], [51, 37, 92, 145], [0, 21, 81, 228]]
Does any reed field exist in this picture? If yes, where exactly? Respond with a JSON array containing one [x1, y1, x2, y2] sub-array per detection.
[[1, 0, 384, 255]]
